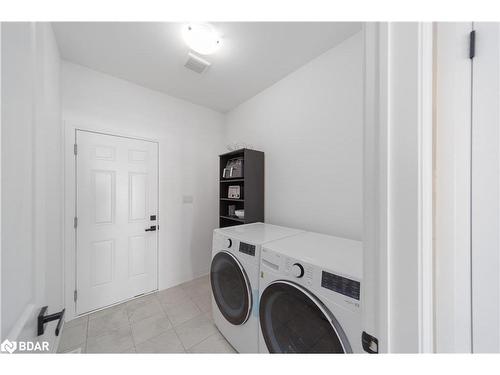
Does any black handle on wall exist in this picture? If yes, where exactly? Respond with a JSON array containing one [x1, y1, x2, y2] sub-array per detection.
[[145, 225, 157, 232], [37, 306, 65, 337]]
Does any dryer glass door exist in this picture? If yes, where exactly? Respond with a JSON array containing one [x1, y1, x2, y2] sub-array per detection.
[[259, 281, 351, 353], [210, 251, 252, 325]]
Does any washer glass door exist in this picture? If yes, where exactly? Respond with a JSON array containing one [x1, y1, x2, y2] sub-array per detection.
[[210, 251, 252, 325], [259, 281, 351, 353]]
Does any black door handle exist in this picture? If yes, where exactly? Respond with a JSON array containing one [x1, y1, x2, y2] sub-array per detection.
[[145, 225, 157, 232]]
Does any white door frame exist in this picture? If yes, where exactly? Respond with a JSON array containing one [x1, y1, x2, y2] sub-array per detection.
[[63, 121, 160, 322], [434, 22, 500, 354], [363, 22, 434, 353], [433, 22, 473, 353], [470, 22, 500, 353]]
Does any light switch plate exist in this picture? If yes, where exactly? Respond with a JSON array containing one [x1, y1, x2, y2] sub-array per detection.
[[183, 195, 194, 204]]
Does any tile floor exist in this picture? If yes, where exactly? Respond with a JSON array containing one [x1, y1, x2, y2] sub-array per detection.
[[57, 275, 236, 353]]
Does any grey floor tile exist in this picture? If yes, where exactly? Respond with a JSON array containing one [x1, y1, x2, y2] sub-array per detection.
[[179, 276, 208, 292], [59, 275, 219, 354], [193, 292, 212, 313], [189, 332, 236, 353], [127, 296, 164, 323], [86, 325, 134, 353], [157, 284, 187, 299], [88, 306, 130, 338], [183, 275, 209, 287], [174, 314, 217, 349], [131, 313, 173, 344], [59, 346, 86, 354], [122, 346, 136, 353], [194, 276, 210, 287], [157, 286, 192, 308], [64, 315, 89, 329], [88, 303, 127, 321], [126, 292, 158, 308], [135, 329, 185, 353], [163, 298, 201, 326], [184, 282, 211, 300], [58, 322, 87, 352], [204, 309, 214, 322]]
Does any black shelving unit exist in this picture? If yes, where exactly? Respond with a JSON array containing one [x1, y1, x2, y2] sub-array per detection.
[[219, 148, 264, 228]]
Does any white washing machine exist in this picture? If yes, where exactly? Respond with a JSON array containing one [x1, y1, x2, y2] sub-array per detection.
[[211, 223, 304, 353], [258, 232, 363, 353]]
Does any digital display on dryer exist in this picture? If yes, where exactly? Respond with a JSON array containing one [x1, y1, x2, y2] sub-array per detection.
[[321, 271, 360, 300], [239, 242, 256, 256]]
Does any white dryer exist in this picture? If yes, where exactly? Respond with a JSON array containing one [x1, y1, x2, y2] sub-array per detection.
[[211, 223, 304, 353], [258, 232, 363, 353]]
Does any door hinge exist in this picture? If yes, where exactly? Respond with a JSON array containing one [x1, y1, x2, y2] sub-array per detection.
[[469, 30, 476, 59], [74, 290, 78, 302], [74, 143, 78, 155], [74, 217, 78, 228]]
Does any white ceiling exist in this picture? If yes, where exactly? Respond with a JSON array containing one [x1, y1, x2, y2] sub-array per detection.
[[52, 22, 361, 112]]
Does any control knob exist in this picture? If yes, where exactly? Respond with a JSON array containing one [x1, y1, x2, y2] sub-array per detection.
[[291, 263, 305, 278]]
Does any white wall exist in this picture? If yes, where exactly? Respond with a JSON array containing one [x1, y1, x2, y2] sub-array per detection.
[[1, 22, 35, 341], [61, 61, 225, 297], [224, 32, 363, 240], [1, 22, 62, 348]]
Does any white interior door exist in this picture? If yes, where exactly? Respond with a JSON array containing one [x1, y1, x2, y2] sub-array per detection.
[[471, 22, 500, 353], [76, 130, 158, 315]]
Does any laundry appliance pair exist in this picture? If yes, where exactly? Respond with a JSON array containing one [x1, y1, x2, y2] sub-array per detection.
[[210, 222, 363, 353]]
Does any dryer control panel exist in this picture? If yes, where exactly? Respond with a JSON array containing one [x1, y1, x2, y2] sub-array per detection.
[[321, 271, 360, 301], [239, 242, 256, 257], [260, 248, 362, 312], [285, 259, 314, 286]]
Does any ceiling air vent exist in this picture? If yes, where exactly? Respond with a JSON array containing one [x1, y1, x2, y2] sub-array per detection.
[[184, 52, 211, 74]]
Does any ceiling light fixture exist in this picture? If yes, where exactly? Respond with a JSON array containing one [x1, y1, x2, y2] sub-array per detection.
[[182, 23, 221, 55]]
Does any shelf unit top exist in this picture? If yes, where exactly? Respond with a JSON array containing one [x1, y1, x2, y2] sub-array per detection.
[[220, 215, 245, 223], [219, 148, 249, 157]]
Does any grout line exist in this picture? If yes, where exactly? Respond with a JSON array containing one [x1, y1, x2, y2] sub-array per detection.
[[155, 293, 175, 329], [130, 293, 177, 351], [174, 281, 210, 352], [190, 331, 218, 352], [125, 300, 138, 353], [84, 315, 89, 353], [172, 325, 189, 353], [157, 289, 194, 353], [156, 287, 200, 353]]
